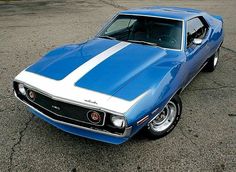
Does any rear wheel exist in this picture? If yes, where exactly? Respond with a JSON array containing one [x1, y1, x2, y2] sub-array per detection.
[[203, 47, 220, 72], [145, 94, 182, 139]]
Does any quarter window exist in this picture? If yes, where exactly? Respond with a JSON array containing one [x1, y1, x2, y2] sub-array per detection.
[[187, 17, 208, 47]]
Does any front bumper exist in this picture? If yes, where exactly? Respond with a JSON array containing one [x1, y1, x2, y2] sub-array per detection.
[[14, 91, 132, 144], [29, 107, 131, 144]]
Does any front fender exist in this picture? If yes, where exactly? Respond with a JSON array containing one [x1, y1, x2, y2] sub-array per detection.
[[123, 61, 186, 136]]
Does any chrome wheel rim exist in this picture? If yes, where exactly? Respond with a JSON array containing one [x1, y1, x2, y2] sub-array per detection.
[[214, 51, 219, 66], [149, 101, 177, 132]]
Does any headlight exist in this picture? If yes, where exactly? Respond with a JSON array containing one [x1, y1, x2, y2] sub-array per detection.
[[18, 83, 26, 95], [110, 116, 126, 129]]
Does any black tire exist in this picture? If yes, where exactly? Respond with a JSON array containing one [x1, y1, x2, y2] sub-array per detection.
[[145, 94, 182, 139], [203, 48, 220, 72]]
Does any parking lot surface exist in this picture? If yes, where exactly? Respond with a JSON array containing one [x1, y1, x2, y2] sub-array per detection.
[[0, 0, 235, 171]]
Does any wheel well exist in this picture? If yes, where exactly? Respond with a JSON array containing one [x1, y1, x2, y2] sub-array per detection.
[[176, 88, 182, 95], [220, 41, 223, 47]]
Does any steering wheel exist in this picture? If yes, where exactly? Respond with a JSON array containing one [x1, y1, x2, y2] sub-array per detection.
[[156, 35, 177, 47]]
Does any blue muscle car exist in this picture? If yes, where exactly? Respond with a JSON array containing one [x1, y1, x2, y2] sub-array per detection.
[[13, 6, 224, 144]]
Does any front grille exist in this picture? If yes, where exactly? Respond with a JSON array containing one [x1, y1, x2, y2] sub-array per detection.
[[25, 88, 106, 126], [13, 82, 125, 135]]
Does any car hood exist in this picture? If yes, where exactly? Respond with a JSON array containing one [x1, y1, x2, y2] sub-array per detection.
[[74, 40, 167, 100], [16, 38, 175, 113]]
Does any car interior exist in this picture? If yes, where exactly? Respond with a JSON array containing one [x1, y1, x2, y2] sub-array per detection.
[[100, 15, 183, 50]]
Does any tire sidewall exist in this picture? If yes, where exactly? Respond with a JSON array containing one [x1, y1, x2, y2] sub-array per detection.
[[147, 94, 182, 139], [214, 48, 220, 68]]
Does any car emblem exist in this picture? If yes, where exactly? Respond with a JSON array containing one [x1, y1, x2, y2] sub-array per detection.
[[28, 90, 36, 101], [87, 110, 101, 123], [84, 99, 98, 104], [51, 105, 61, 110]]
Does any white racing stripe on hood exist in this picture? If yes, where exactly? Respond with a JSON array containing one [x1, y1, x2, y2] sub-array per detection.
[[14, 42, 147, 114], [61, 41, 130, 85], [15, 71, 146, 114]]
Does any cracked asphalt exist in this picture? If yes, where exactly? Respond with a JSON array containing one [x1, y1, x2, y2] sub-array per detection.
[[0, 0, 235, 171]]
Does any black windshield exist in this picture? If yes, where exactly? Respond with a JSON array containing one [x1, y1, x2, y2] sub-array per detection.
[[98, 15, 183, 50]]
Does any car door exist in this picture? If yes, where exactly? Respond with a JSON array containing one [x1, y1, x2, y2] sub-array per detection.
[[185, 16, 210, 79]]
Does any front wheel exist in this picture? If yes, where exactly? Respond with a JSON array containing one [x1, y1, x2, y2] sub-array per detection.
[[145, 94, 182, 139]]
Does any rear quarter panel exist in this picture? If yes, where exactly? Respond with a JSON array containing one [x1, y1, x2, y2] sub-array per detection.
[[204, 13, 224, 56]]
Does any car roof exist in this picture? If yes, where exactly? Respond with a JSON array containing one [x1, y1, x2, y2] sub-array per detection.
[[119, 6, 206, 21]]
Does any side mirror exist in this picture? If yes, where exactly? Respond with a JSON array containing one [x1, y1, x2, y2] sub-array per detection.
[[193, 38, 203, 45]]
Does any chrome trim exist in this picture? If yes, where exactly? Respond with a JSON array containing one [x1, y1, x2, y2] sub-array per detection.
[[14, 91, 132, 138], [149, 101, 178, 132], [181, 19, 185, 51], [24, 88, 107, 127], [119, 12, 184, 21], [96, 13, 185, 52], [86, 110, 106, 126], [14, 80, 124, 116], [137, 115, 149, 125], [151, 107, 159, 115]]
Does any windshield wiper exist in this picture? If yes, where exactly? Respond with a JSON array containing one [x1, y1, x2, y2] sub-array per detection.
[[99, 35, 116, 40], [127, 40, 157, 46]]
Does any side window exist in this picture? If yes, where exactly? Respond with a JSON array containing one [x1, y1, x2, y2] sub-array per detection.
[[187, 17, 208, 47]]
